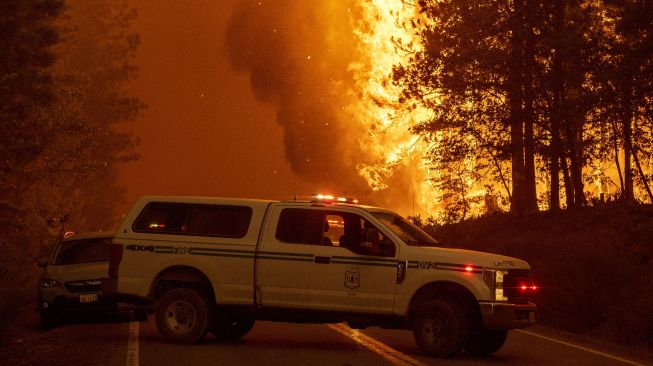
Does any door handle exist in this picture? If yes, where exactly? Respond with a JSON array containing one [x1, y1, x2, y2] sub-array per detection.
[[314, 256, 331, 264]]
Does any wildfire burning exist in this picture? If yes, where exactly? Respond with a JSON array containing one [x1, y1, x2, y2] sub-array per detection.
[[226, 1, 448, 216], [349, 0, 438, 214]]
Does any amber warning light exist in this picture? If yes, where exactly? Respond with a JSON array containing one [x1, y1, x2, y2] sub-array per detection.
[[312, 194, 359, 204]]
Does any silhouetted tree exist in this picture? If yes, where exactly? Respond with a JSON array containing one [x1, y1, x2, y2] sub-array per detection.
[[0, 0, 64, 216], [395, 0, 541, 214], [595, 0, 653, 203]]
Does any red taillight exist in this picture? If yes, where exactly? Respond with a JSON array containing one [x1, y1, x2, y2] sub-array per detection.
[[108, 243, 123, 278], [519, 283, 538, 292]]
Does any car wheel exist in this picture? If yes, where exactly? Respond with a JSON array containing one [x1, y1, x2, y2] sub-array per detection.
[[413, 299, 469, 358], [155, 288, 212, 344], [210, 313, 255, 341], [464, 328, 508, 356]]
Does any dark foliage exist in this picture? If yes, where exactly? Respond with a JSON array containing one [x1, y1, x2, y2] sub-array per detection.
[[0, 0, 143, 331], [429, 204, 653, 347]]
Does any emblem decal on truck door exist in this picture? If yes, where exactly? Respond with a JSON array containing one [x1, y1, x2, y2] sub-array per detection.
[[344, 271, 360, 289]]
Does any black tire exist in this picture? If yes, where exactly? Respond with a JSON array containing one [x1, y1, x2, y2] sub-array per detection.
[[412, 299, 469, 358], [155, 288, 212, 344], [464, 328, 508, 356], [347, 322, 368, 330], [210, 313, 255, 341]]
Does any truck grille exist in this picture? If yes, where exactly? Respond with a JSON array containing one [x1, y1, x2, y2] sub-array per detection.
[[65, 279, 102, 293], [503, 269, 533, 303]]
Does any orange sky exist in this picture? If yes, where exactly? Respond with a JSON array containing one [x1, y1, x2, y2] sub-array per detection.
[[117, 0, 312, 214]]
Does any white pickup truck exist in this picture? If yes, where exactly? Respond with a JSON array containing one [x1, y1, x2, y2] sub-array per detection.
[[104, 195, 536, 358]]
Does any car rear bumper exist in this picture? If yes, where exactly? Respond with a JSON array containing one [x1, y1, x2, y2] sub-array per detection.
[[478, 301, 536, 329]]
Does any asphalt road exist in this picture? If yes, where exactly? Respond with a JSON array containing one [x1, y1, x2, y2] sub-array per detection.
[[7, 316, 651, 366]]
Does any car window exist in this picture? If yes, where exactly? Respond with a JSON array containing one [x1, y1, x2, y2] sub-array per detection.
[[52, 237, 112, 265]]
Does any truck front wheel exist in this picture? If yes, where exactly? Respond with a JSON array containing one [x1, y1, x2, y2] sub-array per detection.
[[413, 299, 469, 358], [156, 288, 212, 344], [464, 328, 508, 356]]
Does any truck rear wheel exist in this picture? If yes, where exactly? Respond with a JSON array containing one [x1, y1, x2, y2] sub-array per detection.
[[156, 288, 212, 344], [210, 313, 255, 341], [413, 299, 469, 358], [464, 328, 508, 356]]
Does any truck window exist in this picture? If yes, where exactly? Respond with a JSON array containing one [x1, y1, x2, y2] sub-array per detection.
[[275, 209, 396, 257], [133, 203, 191, 234], [133, 202, 252, 238], [371, 211, 439, 247], [189, 205, 252, 237], [275, 209, 324, 245]]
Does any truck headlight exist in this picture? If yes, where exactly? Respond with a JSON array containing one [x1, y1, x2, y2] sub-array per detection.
[[483, 269, 508, 301]]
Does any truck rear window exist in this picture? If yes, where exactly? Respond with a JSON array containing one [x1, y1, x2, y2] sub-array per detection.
[[133, 202, 252, 238]]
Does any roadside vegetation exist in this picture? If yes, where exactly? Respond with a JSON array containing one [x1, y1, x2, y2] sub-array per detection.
[[0, 0, 143, 332], [421, 203, 653, 351]]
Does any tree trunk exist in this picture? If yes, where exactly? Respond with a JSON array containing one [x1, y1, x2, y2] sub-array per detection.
[[549, 0, 564, 212], [561, 154, 574, 207], [632, 143, 653, 203], [623, 100, 634, 202], [523, 0, 538, 212], [611, 119, 625, 193], [509, 0, 526, 214]]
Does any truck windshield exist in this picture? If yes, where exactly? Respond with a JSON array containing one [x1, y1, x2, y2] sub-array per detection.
[[371, 212, 439, 247]]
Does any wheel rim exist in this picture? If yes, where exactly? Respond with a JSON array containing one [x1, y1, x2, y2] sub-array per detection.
[[421, 313, 448, 348], [164, 300, 197, 334]]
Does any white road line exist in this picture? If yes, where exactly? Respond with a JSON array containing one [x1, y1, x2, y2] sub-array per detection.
[[328, 323, 428, 366], [516, 329, 647, 366], [126, 321, 140, 366]]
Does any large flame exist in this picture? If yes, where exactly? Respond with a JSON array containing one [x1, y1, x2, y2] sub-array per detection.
[[349, 1, 439, 215]]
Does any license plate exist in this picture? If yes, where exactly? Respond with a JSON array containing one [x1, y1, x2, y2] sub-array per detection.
[[79, 293, 98, 303]]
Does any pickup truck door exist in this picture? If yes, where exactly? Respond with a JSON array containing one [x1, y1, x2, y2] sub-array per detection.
[[254, 206, 315, 309], [308, 210, 398, 314]]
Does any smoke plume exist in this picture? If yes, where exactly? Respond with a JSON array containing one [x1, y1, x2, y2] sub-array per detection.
[[225, 1, 371, 191]]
